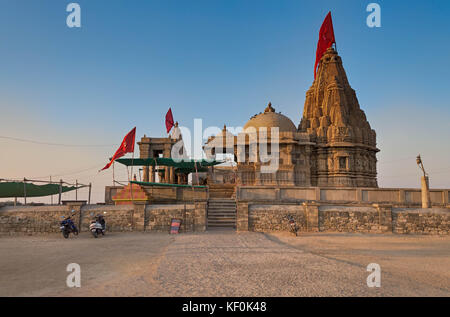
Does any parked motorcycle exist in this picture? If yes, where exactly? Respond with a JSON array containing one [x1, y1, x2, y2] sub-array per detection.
[[89, 213, 106, 238], [285, 214, 298, 236], [60, 214, 79, 239]]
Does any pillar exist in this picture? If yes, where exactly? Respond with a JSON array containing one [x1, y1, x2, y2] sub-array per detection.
[[143, 166, 149, 182], [164, 167, 169, 183], [303, 202, 319, 232], [421, 176, 431, 208], [150, 166, 155, 183], [133, 201, 147, 231], [373, 203, 393, 233], [236, 202, 249, 231], [169, 167, 175, 184]]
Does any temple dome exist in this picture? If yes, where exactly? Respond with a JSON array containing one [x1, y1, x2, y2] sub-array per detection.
[[243, 102, 297, 133]]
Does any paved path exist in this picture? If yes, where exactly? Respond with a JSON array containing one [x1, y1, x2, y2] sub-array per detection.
[[0, 231, 449, 296]]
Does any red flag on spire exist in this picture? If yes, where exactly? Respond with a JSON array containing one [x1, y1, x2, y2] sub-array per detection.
[[165, 108, 174, 133], [100, 127, 136, 171], [314, 12, 336, 79]]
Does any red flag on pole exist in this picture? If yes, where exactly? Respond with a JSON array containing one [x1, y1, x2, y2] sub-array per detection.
[[314, 12, 336, 79], [165, 108, 174, 133], [100, 127, 136, 171]]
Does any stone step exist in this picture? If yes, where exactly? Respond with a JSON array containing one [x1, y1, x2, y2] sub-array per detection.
[[208, 203, 236, 206], [208, 215, 236, 221], [208, 212, 236, 216], [208, 222, 236, 228], [208, 206, 236, 209], [208, 210, 236, 216], [208, 210, 236, 214], [208, 207, 236, 211]]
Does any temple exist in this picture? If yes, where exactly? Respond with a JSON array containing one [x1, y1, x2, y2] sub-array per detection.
[[108, 41, 380, 211], [205, 47, 378, 188]]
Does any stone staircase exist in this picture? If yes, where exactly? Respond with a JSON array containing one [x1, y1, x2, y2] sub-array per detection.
[[207, 183, 236, 199], [207, 199, 236, 229]]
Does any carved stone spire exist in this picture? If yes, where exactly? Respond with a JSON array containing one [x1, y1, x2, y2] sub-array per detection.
[[300, 47, 379, 187], [300, 47, 376, 147]]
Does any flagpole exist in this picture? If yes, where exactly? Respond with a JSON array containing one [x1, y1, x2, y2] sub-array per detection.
[[113, 162, 115, 186], [130, 150, 135, 202]]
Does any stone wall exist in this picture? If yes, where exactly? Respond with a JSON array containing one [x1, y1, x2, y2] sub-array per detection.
[[1, 201, 448, 235], [236, 202, 449, 235], [146, 202, 206, 232], [0, 202, 207, 236], [318, 205, 392, 233], [0, 205, 72, 236], [392, 208, 450, 235], [237, 186, 450, 207], [248, 204, 307, 232]]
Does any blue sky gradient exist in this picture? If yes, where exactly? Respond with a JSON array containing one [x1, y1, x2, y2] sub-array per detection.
[[0, 0, 449, 202]]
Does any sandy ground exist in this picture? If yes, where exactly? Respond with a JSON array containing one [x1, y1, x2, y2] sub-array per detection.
[[0, 231, 449, 297]]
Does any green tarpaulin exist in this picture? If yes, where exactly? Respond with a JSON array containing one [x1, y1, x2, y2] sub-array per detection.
[[130, 181, 206, 189], [0, 182, 81, 198], [115, 157, 223, 168], [115, 158, 222, 174]]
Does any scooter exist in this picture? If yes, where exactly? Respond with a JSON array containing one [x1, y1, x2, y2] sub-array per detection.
[[285, 214, 299, 236], [89, 220, 104, 238], [89, 213, 106, 238], [60, 213, 79, 239]]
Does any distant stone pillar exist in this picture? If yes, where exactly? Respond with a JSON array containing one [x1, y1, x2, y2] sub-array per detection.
[[150, 166, 155, 183], [303, 202, 319, 232], [164, 167, 169, 183], [421, 176, 431, 208], [236, 202, 249, 232], [143, 166, 149, 182], [169, 167, 175, 184]]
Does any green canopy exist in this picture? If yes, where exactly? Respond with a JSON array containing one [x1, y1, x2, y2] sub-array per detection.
[[115, 158, 222, 173], [130, 181, 206, 189], [0, 182, 81, 198]]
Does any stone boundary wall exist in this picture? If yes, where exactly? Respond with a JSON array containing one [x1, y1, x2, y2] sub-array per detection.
[[236, 186, 450, 207], [1, 201, 448, 235], [0, 202, 207, 236], [237, 202, 449, 235], [392, 208, 449, 235]]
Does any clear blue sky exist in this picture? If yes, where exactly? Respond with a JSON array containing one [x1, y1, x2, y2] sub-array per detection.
[[0, 0, 449, 202]]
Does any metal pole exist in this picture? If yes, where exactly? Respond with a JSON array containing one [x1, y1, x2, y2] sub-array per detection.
[[23, 178, 27, 205], [113, 162, 115, 185], [88, 183, 92, 205], [58, 179, 62, 205], [50, 176, 53, 205], [75, 179, 78, 201]]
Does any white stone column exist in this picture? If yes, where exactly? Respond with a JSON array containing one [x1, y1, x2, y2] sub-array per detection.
[[421, 176, 431, 208]]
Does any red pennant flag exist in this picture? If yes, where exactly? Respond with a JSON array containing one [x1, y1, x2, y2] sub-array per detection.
[[100, 127, 136, 171], [314, 12, 336, 79], [165, 108, 174, 133]]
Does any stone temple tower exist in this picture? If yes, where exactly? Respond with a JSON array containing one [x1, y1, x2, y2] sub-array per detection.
[[299, 47, 379, 187]]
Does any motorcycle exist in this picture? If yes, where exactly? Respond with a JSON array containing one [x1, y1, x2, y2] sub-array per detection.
[[89, 213, 106, 238], [285, 214, 299, 236], [60, 215, 79, 239]]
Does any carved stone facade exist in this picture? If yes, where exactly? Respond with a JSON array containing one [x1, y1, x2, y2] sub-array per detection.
[[138, 122, 189, 185], [299, 47, 378, 187], [206, 47, 378, 188]]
